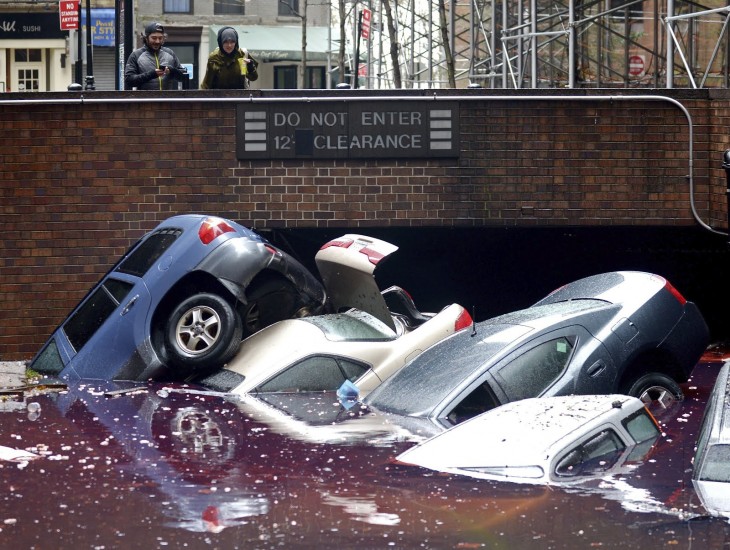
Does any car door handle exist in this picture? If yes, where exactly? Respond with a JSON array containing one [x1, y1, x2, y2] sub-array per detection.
[[121, 295, 139, 316], [586, 360, 606, 377]]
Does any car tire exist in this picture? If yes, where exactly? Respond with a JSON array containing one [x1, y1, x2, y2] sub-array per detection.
[[241, 278, 301, 337], [624, 372, 683, 408], [165, 293, 242, 372]]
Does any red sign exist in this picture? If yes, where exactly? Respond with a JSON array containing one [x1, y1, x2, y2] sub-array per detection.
[[360, 8, 371, 40], [59, 0, 79, 31], [628, 55, 644, 76]]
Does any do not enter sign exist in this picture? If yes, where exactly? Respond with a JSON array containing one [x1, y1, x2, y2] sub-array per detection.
[[629, 55, 645, 76]]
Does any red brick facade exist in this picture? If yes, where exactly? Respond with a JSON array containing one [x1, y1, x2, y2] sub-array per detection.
[[1, 89, 728, 360]]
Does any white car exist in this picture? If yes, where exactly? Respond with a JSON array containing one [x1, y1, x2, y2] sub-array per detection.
[[196, 234, 472, 396], [692, 361, 730, 518], [396, 394, 661, 485]]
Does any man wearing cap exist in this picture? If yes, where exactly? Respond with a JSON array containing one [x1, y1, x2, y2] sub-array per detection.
[[124, 22, 186, 90], [200, 27, 258, 89]]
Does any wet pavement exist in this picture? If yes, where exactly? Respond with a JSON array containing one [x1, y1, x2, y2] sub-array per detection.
[[1, 355, 730, 547]]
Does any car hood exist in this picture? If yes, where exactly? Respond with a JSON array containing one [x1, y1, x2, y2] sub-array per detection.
[[315, 234, 399, 331]]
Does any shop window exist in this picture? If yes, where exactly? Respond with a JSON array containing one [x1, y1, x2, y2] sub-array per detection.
[[305, 66, 326, 89], [15, 49, 42, 63], [214, 0, 244, 14], [275, 66, 298, 89], [164, 0, 192, 14]]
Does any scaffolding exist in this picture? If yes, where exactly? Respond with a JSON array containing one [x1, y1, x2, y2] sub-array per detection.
[[344, 0, 730, 89]]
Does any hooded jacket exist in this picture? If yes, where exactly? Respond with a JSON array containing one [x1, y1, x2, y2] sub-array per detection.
[[124, 43, 185, 91], [200, 27, 259, 90]]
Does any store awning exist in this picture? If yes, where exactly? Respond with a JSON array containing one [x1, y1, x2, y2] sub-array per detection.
[[209, 25, 332, 62]]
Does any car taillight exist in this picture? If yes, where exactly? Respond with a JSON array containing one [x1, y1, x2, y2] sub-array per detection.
[[319, 238, 354, 251], [198, 217, 235, 245], [455, 308, 473, 331], [319, 237, 385, 265], [664, 280, 687, 306]]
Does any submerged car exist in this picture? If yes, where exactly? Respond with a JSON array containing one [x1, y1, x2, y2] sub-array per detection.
[[365, 271, 709, 431], [396, 394, 661, 485], [196, 234, 472, 396], [29, 215, 326, 382], [692, 361, 730, 518]]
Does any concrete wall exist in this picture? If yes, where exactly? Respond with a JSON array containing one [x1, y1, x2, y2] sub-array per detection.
[[1, 88, 729, 360]]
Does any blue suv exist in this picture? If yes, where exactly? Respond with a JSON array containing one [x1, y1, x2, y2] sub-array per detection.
[[30, 215, 326, 381]]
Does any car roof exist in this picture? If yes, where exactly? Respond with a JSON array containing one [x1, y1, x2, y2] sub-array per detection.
[[396, 394, 645, 476], [365, 299, 610, 416]]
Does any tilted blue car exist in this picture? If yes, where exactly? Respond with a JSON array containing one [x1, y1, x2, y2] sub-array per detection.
[[30, 215, 326, 381]]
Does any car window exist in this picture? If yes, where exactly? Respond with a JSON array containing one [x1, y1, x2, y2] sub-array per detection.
[[446, 382, 500, 425], [63, 279, 134, 352], [303, 311, 396, 342], [29, 339, 64, 374], [555, 429, 626, 478], [622, 408, 660, 443], [256, 356, 369, 393], [116, 228, 181, 277], [697, 444, 730, 482], [494, 336, 576, 401]]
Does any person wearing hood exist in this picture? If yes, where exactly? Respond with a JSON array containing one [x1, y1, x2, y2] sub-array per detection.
[[201, 27, 259, 89], [124, 22, 186, 90]]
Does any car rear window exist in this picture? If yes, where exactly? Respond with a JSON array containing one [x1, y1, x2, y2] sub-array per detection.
[[63, 278, 134, 351], [622, 408, 661, 443], [303, 310, 396, 342], [116, 228, 182, 277]]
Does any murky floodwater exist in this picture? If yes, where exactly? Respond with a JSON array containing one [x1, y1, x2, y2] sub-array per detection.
[[1, 359, 729, 548]]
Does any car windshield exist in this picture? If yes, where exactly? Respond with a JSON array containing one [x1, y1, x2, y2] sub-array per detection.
[[365, 323, 530, 416], [365, 300, 607, 417]]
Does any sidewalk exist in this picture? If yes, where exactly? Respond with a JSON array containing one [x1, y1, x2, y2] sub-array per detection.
[[0, 361, 27, 388]]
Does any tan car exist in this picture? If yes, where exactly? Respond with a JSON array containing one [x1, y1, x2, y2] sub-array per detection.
[[196, 234, 472, 397]]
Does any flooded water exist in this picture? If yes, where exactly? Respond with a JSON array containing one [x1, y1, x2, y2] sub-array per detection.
[[2, 357, 730, 548]]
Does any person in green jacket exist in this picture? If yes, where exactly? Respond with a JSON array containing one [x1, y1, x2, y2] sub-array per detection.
[[201, 27, 259, 89]]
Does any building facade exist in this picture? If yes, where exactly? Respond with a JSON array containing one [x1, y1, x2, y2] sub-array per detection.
[[0, 0, 334, 92]]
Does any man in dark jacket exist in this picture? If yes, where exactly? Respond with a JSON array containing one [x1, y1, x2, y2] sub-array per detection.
[[200, 27, 259, 90], [124, 22, 186, 91]]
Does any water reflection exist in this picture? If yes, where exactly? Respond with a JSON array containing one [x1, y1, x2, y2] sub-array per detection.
[[0, 363, 728, 546]]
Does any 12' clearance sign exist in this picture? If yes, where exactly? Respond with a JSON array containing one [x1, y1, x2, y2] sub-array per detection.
[[236, 101, 460, 160], [59, 0, 79, 31]]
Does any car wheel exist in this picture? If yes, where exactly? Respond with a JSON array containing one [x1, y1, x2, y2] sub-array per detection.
[[241, 278, 300, 337], [165, 293, 242, 372], [624, 372, 683, 408]]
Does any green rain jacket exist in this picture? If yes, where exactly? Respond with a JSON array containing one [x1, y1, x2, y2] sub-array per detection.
[[200, 48, 259, 90]]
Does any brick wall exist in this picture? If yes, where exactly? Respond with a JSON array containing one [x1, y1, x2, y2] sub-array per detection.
[[1, 88, 728, 360]]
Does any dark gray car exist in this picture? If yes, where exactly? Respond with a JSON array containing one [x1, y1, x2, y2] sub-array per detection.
[[365, 271, 709, 431]]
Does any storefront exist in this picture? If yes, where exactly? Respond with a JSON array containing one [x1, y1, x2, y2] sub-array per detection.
[[0, 12, 71, 92], [81, 8, 115, 90]]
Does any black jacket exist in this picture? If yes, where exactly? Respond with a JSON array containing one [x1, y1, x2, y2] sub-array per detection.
[[124, 45, 185, 90]]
